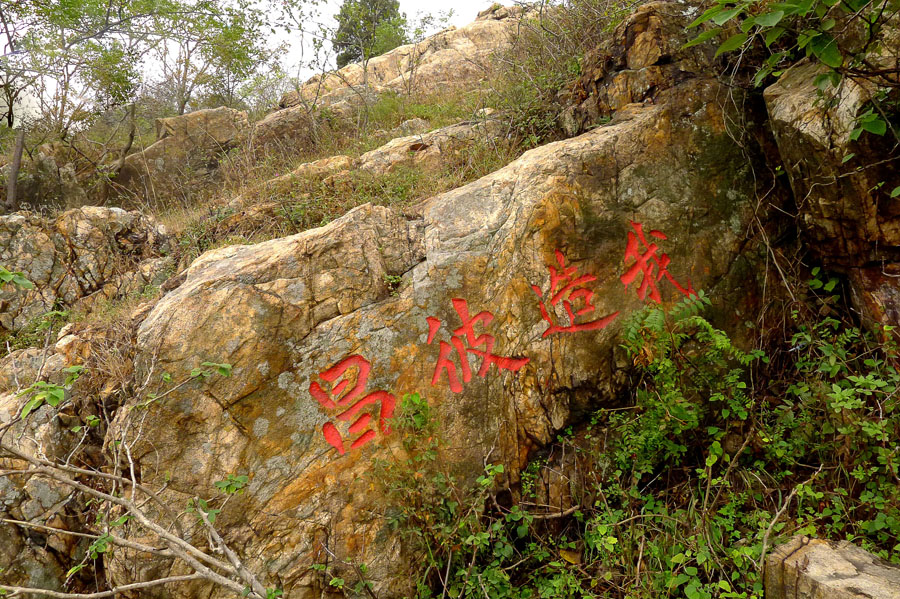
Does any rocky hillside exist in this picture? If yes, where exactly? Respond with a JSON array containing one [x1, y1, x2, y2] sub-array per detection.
[[1, 2, 899, 598]]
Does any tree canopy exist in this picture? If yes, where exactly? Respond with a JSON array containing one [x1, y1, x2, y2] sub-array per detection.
[[332, 0, 407, 69]]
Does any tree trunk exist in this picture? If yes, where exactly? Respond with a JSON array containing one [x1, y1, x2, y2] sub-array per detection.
[[100, 103, 136, 205], [4, 127, 25, 212]]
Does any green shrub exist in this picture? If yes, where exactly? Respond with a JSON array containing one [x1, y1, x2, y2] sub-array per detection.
[[491, 0, 641, 146], [377, 286, 900, 599]]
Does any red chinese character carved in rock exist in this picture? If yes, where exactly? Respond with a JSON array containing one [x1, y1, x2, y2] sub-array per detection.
[[620, 221, 695, 303], [426, 298, 529, 393], [531, 249, 620, 337], [309, 355, 396, 455]]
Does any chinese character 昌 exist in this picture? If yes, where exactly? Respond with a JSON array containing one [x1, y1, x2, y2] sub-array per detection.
[[309, 355, 396, 455]]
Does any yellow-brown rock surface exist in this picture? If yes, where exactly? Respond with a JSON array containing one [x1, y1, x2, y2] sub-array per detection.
[[114, 107, 249, 204], [0, 207, 170, 333]]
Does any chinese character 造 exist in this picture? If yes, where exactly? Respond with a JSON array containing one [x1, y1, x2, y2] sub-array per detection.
[[531, 249, 620, 338], [309, 355, 396, 455], [426, 298, 530, 393], [620, 221, 695, 303]]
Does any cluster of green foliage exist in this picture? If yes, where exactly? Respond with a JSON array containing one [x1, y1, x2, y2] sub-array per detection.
[[0, 266, 33, 290], [18, 363, 84, 419], [686, 0, 899, 157], [1, 0, 276, 130], [687, 0, 899, 87], [373, 282, 899, 599], [0, 309, 69, 357]]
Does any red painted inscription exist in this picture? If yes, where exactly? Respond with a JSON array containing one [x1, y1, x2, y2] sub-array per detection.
[[531, 249, 620, 337], [309, 355, 396, 454], [620, 221, 695, 303], [426, 298, 530, 393]]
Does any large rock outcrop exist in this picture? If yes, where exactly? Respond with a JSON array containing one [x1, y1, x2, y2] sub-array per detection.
[[106, 70, 767, 597], [280, 6, 520, 111], [0, 207, 171, 333], [252, 6, 519, 148], [113, 107, 249, 205]]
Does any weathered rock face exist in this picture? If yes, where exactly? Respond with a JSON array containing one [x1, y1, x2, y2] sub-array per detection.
[[114, 107, 249, 205], [763, 62, 900, 327], [562, 2, 717, 134], [0, 390, 85, 593], [0, 207, 171, 333], [766, 536, 900, 599], [109, 73, 765, 597]]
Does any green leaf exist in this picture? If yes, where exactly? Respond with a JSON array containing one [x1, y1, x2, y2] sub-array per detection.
[[66, 564, 86, 578], [688, 5, 725, 28], [110, 515, 130, 527], [716, 33, 748, 56], [46, 386, 65, 407], [809, 34, 842, 67], [814, 71, 841, 90], [861, 117, 887, 135], [20, 397, 44, 420], [755, 10, 784, 26], [753, 66, 773, 87], [712, 6, 745, 25], [201, 362, 232, 377], [11, 274, 34, 289], [683, 27, 722, 49], [890, 186, 900, 198], [765, 27, 786, 46], [0, 267, 34, 290], [712, 6, 744, 25]]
